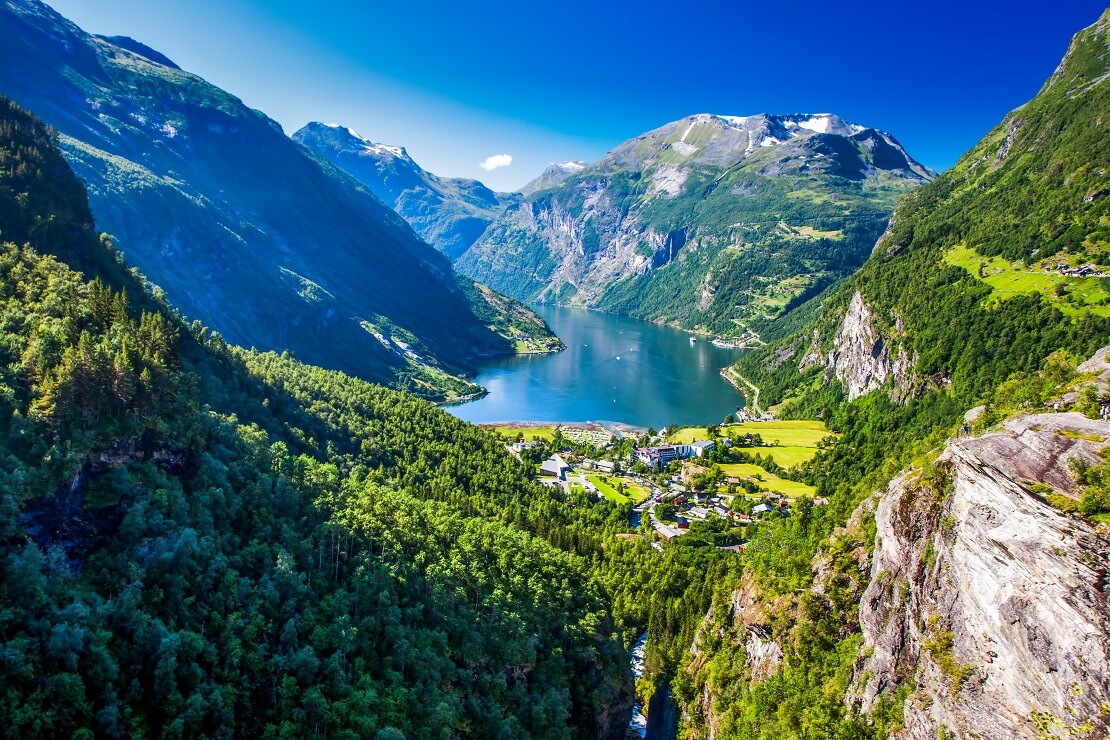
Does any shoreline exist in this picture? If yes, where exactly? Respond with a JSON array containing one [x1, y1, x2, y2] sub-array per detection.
[[476, 420, 649, 435], [720, 367, 760, 414], [527, 301, 761, 349]]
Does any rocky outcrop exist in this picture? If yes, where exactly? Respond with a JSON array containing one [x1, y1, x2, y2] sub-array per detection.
[[853, 412, 1110, 738], [815, 290, 918, 402], [20, 433, 190, 569]]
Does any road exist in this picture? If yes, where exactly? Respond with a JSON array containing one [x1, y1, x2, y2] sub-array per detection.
[[633, 486, 684, 540]]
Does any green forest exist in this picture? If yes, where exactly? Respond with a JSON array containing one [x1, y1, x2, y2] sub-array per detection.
[[0, 97, 642, 738], [4, 5, 1110, 738]]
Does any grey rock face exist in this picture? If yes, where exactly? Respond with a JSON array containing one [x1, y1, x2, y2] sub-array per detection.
[[806, 290, 918, 402], [456, 113, 931, 335], [853, 412, 1110, 739]]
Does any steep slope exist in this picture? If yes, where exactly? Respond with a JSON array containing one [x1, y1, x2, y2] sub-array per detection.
[[0, 0, 557, 401], [457, 113, 931, 339], [0, 94, 630, 739], [853, 412, 1110, 739], [668, 11, 1110, 739], [738, 10, 1110, 411], [294, 122, 517, 260]]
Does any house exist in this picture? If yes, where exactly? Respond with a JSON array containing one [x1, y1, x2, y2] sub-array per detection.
[[597, 460, 616, 474], [688, 506, 710, 519], [690, 439, 716, 457], [508, 440, 541, 455], [713, 505, 730, 518], [751, 503, 773, 515], [539, 453, 572, 481]]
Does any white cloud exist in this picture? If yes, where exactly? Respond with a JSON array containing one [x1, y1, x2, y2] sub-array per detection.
[[480, 153, 513, 171]]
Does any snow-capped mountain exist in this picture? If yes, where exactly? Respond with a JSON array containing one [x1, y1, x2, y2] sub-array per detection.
[[520, 160, 590, 196], [457, 112, 933, 338], [294, 122, 516, 260]]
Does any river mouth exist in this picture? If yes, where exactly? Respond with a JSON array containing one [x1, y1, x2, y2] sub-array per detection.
[[448, 305, 746, 429]]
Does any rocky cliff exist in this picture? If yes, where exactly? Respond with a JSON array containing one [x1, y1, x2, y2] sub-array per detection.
[[801, 290, 918, 403], [853, 412, 1110, 738]]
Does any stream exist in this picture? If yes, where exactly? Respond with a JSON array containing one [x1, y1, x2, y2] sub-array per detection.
[[629, 633, 648, 737], [628, 633, 679, 740]]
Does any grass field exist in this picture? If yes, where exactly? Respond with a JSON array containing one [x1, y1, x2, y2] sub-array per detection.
[[945, 244, 1110, 318], [619, 478, 652, 504], [587, 474, 629, 503], [669, 420, 832, 467], [484, 424, 557, 442], [718, 463, 817, 498]]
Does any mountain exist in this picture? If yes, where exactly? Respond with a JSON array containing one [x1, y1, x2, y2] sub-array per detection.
[[0, 93, 631, 738], [736, 9, 1110, 413], [456, 112, 932, 340], [519, 160, 588, 197], [294, 122, 517, 260], [674, 10, 1110, 737], [0, 0, 559, 401]]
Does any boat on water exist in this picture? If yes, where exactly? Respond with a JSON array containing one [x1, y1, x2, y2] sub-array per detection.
[[690, 336, 697, 344]]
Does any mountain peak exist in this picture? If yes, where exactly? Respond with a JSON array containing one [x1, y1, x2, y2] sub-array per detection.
[[519, 160, 590, 196], [597, 111, 932, 181], [1041, 8, 1110, 97], [299, 121, 410, 160]]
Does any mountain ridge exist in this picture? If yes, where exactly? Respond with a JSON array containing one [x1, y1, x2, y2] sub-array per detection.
[[293, 120, 516, 260], [0, 0, 558, 400], [456, 110, 932, 338]]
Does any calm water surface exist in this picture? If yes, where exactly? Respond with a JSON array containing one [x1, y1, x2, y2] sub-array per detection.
[[448, 305, 745, 428]]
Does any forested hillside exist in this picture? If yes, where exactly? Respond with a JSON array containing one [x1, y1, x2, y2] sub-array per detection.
[[668, 10, 1110, 737], [0, 0, 558, 402], [0, 96, 631, 738]]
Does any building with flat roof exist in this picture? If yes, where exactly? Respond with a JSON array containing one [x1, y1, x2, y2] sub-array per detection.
[[690, 439, 716, 457]]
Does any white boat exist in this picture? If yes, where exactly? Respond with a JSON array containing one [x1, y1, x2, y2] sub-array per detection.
[[690, 336, 697, 344]]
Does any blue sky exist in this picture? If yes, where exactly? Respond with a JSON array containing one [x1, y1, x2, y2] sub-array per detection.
[[48, 0, 1108, 191]]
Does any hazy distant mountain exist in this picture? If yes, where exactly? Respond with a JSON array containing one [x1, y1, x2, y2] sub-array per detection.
[[519, 160, 589, 197], [294, 122, 517, 260], [0, 0, 559, 399], [457, 112, 932, 340]]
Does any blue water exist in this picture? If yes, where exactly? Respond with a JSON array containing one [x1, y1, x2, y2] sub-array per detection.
[[447, 305, 745, 428]]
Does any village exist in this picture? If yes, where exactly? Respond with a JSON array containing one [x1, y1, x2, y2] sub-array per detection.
[[495, 418, 832, 550]]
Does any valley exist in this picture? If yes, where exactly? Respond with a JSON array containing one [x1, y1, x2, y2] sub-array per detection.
[[1, 1, 1109, 739]]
